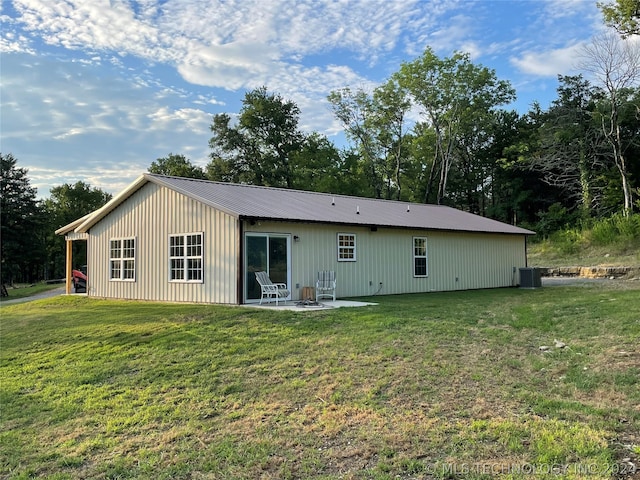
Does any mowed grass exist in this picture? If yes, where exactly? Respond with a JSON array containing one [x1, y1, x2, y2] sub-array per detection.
[[1, 284, 639, 479]]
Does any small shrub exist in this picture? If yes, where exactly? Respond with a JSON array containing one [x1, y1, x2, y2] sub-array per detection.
[[589, 218, 618, 245], [529, 212, 640, 265], [550, 228, 583, 255], [613, 213, 640, 239], [588, 213, 640, 246]]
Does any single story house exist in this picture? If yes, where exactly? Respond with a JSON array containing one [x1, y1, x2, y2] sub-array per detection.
[[56, 173, 535, 304]]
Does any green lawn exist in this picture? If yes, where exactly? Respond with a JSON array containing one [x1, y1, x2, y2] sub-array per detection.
[[1, 284, 639, 479]]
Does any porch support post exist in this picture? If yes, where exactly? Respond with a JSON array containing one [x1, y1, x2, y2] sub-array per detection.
[[237, 218, 244, 305], [65, 238, 72, 295]]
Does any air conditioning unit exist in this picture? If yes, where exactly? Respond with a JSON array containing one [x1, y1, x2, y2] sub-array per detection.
[[519, 267, 542, 288]]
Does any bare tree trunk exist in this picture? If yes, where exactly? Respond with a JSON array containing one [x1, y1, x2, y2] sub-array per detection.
[[612, 132, 633, 215], [580, 33, 639, 216], [436, 121, 456, 204], [424, 126, 441, 203], [423, 150, 439, 203], [394, 129, 403, 201]]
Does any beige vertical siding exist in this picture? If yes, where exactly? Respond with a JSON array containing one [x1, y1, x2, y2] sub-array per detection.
[[85, 182, 526, 305], [248, 221, 526, 300], [87, 183, 239, 303]]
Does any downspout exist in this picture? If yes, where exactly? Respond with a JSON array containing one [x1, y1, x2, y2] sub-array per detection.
[[85, 233, 90, 296], [237, 217, 244, 305]]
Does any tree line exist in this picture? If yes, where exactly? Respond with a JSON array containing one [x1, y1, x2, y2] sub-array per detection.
[[162, 32, 640, 229], [1, 153, 112, 284], [1, 1, 638, 284]]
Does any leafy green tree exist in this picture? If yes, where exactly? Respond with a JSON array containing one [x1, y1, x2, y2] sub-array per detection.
[[446, 105, 511, 215], [394, 47, 515, 204], [0, 153, 46, 284], [43, 182, 112, 279], [327, 87, 382, 197], [328, 78, 411, 200], [623, 88, 640, 210], [289, 133, 367, 194], [598, 0, 640, 37], [488, 108, 564, 228], [448, 64, 516, 213], [527, 75, 605, 219], [372, 78, 412, 200], [402, 126, 436, 203], [534, 202, 577, 239], [208, 87, 304, 188], [149, 153, 206, 179]]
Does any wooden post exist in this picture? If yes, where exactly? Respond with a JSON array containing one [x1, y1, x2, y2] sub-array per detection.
[[65, 238, 72, 295]]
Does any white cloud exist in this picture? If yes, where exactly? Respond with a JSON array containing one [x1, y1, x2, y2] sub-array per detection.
[[177, 41, 278, 89], [13, 0, 169, 58], [0, 12, 35, 53], [0, 34, 34, 53], [1, 0, 475, 158], [1, 53, 212, 197], [510, 42, 585, 77], [8, 0, 461, 94], [147, 107, 211, 131], [26, 164, 142, 197], [193, 94, 225, 106], [1, 0, 609, 197], [427, 14, 477, 53], [543, 0, 597, 20]]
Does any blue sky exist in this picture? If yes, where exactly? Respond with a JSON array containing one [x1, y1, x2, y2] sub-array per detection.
[[1, 0, 608, 198]]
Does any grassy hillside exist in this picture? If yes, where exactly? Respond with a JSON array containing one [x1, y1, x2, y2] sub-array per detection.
[[1, 286, 639, 479], [528, 214, 640, 267]]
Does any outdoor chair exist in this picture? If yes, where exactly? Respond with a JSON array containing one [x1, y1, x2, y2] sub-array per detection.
[[255, 271, 290, 305], [316, 270, 336, 302]]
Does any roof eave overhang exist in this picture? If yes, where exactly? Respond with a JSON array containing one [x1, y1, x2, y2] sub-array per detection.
[[56, 172, 535, 237], [240, 215, 535, 236], [55, 213, 93, 236], [60, 174, 244, 236]]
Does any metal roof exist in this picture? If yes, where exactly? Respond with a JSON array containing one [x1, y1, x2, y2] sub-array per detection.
[[68, 173, 534, 235]]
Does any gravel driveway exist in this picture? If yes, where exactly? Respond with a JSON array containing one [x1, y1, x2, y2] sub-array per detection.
[[0, 286, 67, 306], [542, 276, 639, 289]]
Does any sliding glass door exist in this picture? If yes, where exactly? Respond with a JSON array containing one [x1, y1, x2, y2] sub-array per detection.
[[244, 233, 291, 302]]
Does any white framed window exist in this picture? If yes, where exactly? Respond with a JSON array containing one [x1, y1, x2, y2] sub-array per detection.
[[110, 237, 136, 281], [337, 233, 356, 262], [169, 233, 203, 282], [413, 237, 428, 277]]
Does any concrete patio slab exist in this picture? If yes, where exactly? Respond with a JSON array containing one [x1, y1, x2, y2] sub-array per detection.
[[244, 299, 377, 311]]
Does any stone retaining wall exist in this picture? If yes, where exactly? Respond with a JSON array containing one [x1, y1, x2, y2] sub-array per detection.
[[538, 266, 639, 278]]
